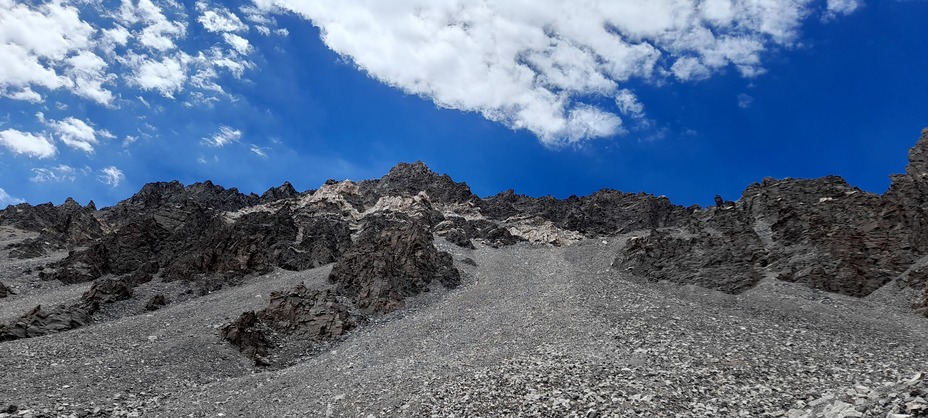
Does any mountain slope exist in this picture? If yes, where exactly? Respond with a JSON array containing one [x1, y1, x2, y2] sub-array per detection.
[[0, 129, 927, 416]]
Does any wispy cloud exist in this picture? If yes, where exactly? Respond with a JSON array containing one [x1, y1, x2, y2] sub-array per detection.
[[98, 166, 125, 187], [737, 93, 754, 109], [249, 144, 268, 158], [31, 164, 77, 183], [0, 187, 25, 206], [204, 125, 242, 147]]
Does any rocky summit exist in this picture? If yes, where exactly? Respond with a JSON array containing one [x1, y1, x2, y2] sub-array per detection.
[[1, 131, 928, 417]]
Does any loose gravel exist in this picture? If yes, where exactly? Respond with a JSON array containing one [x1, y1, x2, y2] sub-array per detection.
[[2, 236, 927, 417]]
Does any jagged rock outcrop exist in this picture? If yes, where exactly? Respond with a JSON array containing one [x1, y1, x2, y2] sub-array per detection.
[[145, 295, 167, 311], [0, 277, 138, 342], [358, 161, 477, 207], [0, 304, 94, 342], [616, 226, 767, 294], [0, 282, 13, 298], [742, 176, 913, 297], [46, 217, 169, 284], [2, 197, 103, 258], [161, 208, 351, 282], [617, 130, 928, 304], [99, 180, 260, 230], [260, 181, 299, 203], [224, 213, 463, 364], [222, 285, 362, 365], [329, 215, 461, 314], [480, 189, 692, 237]]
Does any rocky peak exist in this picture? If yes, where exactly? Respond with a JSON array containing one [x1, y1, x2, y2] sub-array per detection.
[[260, 181, 299, 203], [61, 197, 82, 210], [366, 161, 476, 205], [102, 180, 260, 228]]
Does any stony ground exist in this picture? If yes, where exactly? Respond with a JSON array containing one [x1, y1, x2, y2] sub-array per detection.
[[2, 234, 927, 417]]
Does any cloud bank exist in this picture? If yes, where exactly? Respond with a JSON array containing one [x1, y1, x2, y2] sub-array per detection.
[[259, 0, 858, 146]]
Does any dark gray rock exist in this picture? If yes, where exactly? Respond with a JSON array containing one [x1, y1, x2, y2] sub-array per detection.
[[329, 215, 461, 314], [222, 285, 362, 366], [616, 227, 767, 294], [144, 295, 167, 311], [0, 282, 13, 298], [0, 304, 93, 342], [1, 197, 103, 258], [260, 181, 299, 203], [358, 161, 477, 208], [479, 188, 692, 237]]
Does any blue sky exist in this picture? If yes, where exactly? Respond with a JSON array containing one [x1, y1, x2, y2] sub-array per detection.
[[0, 0, 926, 208]]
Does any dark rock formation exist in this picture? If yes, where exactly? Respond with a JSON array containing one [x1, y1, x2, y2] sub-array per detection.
[[358, 161, 477, 207], [225, 214, 463, 364], [46, 217, 170, 284], [0, 282, 13, 298], [80, 278, 133, 308], [1, 197, 103, 258], [145, 295, 167, 311], [0, 304, 93, 342], [260, 181, 299, 203], [616, 226, 767, 294], [480, 189, 691, 237], [0, 277, 137, 342], [329, 215, 461, 314], [222, 285, 362, 365], [616, 130, 928, 304], [99, 180, 259, 230], [161, 209, 350, 282]]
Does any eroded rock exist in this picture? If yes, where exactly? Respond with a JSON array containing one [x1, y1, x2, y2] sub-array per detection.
[[329, 215, 461, 314]]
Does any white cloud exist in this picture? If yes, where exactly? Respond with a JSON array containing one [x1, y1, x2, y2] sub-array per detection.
[[128, 54, 189, 98], [204, 125, 241, 147], [197, 1, 247, 33], [31, 164, 77, 183], [0, 187, 25, 207], [0, 128, 56, 158], [98, 166, 125, 187], [258, 0, 855, 145], [1, 0, 255, 108], [223, 33, 252, 55], [249, 144, 268, 158], [737, 93, 754, 108], [40, 113, 107, 153], [615, 89, 645, 119], [65, 50, 115, 105], [826, 0, 861, 17]]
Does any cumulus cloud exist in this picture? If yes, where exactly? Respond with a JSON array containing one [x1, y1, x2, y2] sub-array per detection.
[[38, 113, 110, 153], [0, 129, 57, 158], [31, 164, 77, 183], [0, 0, 255, 107], [0, 187, 25, 207], [127, 54, 189, 98], [204, 125, 241, 147], [197, 1, 247, 33], [257, 0, 855, 146], [98, 166, 125, 187], [615, 89, 645, 119]]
